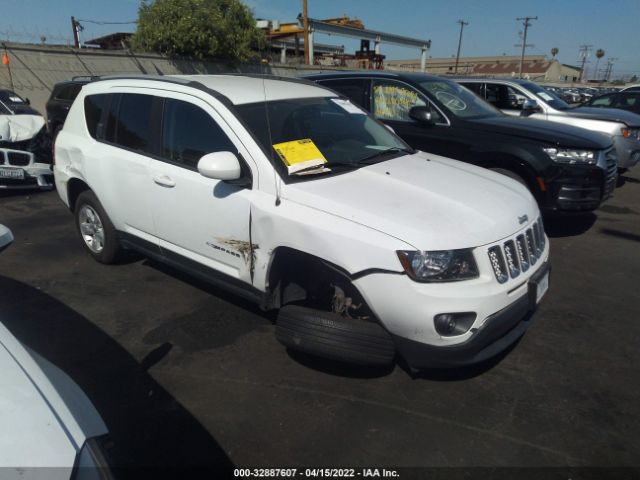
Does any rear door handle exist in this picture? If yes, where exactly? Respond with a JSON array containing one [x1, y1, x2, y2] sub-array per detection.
[[153, 174, 176, 188]]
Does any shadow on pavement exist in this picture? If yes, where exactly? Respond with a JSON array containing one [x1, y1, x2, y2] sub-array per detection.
[[601, 228, 640, 243], [285, 349, 396, 378], [0, 275, 233, 477], [543, 213, 597, 238]]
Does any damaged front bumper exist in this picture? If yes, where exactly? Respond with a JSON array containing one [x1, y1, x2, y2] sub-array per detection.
[[0, 148, 54, 190]]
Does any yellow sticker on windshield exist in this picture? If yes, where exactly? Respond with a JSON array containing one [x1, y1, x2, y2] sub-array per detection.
[[273, 138, 328, 175]]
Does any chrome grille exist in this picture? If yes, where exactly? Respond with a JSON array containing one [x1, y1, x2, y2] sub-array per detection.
[[488, 246, 508, 284], [515, 234, 530, 273], [488, 218, 546, 283], [7, 151, 31, 166]]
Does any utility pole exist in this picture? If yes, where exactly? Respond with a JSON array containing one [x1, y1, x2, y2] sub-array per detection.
[[302, 0, 309, 65], [71, 16, 80, 48], [515, 16, 537, 79], [604, 58, 618, 82], [454, 20, 469, 74], [578, 44, 593, 83]]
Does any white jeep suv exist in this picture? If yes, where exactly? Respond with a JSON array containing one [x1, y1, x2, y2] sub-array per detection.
[[54, 75, 549, 370]]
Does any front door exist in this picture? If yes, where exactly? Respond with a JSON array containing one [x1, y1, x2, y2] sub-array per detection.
[[369, 79, 466, 159], [148, 94, 254, 283]]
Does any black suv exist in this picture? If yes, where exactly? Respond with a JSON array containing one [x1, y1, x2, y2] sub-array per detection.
[[307, 72, 617, 214], [45, 77, 94, 137]]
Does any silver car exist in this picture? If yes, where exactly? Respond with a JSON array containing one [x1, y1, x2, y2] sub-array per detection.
[[459, 78, 640, 170]]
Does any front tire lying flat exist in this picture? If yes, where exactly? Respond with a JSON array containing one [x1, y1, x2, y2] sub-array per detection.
[[74, 190, 121, 264], [276, 305, 396, 367]]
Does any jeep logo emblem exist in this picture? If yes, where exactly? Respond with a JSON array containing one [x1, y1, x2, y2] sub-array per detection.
[[518, 214, 528, 224]]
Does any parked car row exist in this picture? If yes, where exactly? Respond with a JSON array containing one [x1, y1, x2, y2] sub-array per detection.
[[3, 72, 639, 373]]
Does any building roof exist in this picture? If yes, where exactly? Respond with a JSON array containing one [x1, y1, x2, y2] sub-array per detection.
[[84, 32, 133, 49]]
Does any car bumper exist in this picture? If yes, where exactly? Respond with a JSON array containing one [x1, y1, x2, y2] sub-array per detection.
[[354, 234, 550, 369], [612, 135, 640, 169], [1, 148, 54, 190], [540, 151, 617, 213], [0, 163, 54, 190]]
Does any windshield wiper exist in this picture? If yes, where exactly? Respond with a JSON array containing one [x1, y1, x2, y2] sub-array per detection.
[[356, 146, 415, 165]]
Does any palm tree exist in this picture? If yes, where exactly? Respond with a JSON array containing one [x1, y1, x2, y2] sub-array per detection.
[[551, 47, 559, 59], [594, 49, 605, 80]]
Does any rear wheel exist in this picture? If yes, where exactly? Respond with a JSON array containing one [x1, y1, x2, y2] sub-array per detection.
[[74, 190, 121, 264]]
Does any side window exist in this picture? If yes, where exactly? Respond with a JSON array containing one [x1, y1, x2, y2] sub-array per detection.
[[592, 95, 613, 107], [372, 80, 443, 123], [318, 79, 367, 108], [464, 83, 484, 97], [104, 94, 120, 144], [66, 84, 83, 101], [505, 86, 526, 110], [115, 93, 154, 153], [161, 99, 235, 170], [84, 94, 109, 139], [484, 84, 523, 110]]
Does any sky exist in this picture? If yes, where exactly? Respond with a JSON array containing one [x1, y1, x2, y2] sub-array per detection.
[[1, 0, 638, 79]]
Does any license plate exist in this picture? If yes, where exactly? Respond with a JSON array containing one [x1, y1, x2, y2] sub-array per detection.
[[536, 272, 549, 304], [0, 167, 24, 179], [528, 264, 550, 310]]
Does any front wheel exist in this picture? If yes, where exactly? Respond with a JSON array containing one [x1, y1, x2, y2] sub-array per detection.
[[75, 190, 121, 264]]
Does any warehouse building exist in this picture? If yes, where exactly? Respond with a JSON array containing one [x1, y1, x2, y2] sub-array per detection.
[[386, 55, 583, 83]]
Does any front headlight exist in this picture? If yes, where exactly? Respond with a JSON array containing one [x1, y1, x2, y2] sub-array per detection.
[[397, 249, 479, 282], [543, 148, 596, 165], [621, 127, 640, 140]]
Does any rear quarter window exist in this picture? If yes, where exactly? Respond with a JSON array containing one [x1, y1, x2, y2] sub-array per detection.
[[84, 94, 109, 139]]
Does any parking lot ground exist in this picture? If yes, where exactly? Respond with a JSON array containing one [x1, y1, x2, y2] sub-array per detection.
[[1, 171, 640, 476]]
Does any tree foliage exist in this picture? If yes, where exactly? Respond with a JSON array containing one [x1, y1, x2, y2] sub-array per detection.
[[595, 49, 605, 59], [550, 47, 559, 58], [132, 0, 264, 62]]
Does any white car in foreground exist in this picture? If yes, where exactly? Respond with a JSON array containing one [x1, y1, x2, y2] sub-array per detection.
[[53, 75, 550, 370], [0, 226, 113, 479]]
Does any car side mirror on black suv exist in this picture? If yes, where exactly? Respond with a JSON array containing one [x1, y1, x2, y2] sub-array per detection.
[[409, 106, 435, 125], [521, 99, 541, 117]]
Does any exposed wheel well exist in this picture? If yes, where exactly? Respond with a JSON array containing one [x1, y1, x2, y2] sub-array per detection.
[[67, 178, 90, 212], [265, 247, 374, 320]]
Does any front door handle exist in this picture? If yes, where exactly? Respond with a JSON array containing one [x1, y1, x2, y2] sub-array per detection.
[[153, 174, 176, 188]]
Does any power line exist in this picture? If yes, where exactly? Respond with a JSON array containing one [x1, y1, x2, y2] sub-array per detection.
[[76, 19, 137, 25], [515, 16, 537, 79]]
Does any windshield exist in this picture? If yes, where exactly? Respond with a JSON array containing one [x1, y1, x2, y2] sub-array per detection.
[[521, 81, 571, 110], [419, 79, 501, 119], [0, 91, 38, 115], [235, 97, 411, 180]]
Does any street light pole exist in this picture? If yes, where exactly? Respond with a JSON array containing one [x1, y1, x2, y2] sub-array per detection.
[[454, 20, 469, 74], [302, 0, 309, 65]]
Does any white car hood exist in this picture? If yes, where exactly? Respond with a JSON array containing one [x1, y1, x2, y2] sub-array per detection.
[[0, 115, 45, 143], [0, 321, 107, 477], [283, 152, 539, 250]]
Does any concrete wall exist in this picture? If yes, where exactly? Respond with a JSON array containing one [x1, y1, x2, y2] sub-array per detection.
[[0, 42, 343, 114]]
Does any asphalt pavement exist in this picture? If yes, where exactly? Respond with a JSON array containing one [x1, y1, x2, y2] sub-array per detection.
[[1, 171, 639, 478]]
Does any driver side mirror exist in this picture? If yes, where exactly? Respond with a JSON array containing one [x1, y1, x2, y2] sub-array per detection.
[[521, 99, 540, 117], [197, 151, 241, 181], [409, 106, 435, 125]]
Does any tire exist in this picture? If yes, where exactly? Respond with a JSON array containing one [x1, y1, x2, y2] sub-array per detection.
[[275, 305, 396, 367], [74, 190, 121, 264], [490, 168, 529, 189]]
